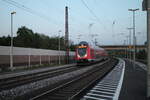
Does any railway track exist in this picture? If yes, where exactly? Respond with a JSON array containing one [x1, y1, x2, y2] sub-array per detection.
[[0, 65, 77, 90], [30, 58, 118, 100]]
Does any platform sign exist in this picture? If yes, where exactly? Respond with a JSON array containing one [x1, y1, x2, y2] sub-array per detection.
[[129, 46, 132, 49]]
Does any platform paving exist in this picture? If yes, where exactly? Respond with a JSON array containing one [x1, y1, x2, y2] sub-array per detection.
[[119, 59, 147, 100]]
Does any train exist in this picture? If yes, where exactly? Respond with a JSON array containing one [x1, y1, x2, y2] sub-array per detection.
[[75, 41, 108, 65]]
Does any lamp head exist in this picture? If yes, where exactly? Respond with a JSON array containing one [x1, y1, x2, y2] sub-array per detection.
[[11, 11, 16, 15], [128, 8, 139, 11]]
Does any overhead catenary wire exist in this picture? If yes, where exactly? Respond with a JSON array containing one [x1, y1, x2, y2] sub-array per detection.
[[2, 0, 58, 25], [64, 0, 106, 43], [39, 0, 65, 25], [80, 0, 108, 32], [37, 0, 85, 43]]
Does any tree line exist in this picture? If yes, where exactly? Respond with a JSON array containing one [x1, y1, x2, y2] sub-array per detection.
[[0, 26, 76, 51]]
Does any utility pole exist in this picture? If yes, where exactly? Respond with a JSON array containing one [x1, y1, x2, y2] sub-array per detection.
[[65, 6, 69, 64], [128, 8, 139, 68]]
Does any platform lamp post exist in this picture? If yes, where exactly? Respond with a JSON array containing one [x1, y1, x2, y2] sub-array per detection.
[[127, 27, 133, 60], [58, 30, 62, 65], [10, 11, 16, 71], [137, 32, 142, 43], [125, 36, 128, 59], [124, 40, 127, 58], [128, 8, 139, 68], [136, 32, 142, 55]]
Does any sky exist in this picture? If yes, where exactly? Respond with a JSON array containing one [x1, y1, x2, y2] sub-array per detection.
[[0, 0, 147, 45]]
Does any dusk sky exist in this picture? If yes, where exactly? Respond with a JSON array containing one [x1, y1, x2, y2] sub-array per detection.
[[0, 0, 146, 45]]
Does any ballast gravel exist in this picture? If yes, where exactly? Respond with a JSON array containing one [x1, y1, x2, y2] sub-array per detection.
[[0, 66, 94, 99]]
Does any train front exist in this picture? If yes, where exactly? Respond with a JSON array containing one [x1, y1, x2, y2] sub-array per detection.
[[75, 41, 89, 64]]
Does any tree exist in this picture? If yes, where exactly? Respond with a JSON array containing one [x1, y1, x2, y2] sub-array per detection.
[[0, 35, 11, 46], [15, 26, 34, 47], [0, 26, 76, 51]]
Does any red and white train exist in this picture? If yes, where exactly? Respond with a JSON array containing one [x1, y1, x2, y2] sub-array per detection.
[[75, 41, 108, 65]]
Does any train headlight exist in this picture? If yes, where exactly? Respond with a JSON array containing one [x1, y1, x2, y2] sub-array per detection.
[[84, 54, 87, 57], [77, 54, 80, 58]]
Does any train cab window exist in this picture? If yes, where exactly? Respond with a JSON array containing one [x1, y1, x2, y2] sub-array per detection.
[[78, 48, 87, 57]]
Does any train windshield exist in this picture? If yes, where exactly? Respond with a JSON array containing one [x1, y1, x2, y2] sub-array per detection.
[[78, 48, 87, 57]]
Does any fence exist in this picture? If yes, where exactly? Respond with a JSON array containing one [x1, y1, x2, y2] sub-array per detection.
[[0, 46, 75, 68]]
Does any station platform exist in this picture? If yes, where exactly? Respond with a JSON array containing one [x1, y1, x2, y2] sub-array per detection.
[[0, 64, 75, 80], [119, 59, 147, 100]]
